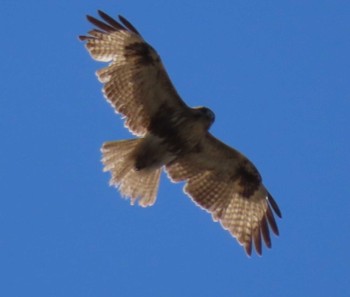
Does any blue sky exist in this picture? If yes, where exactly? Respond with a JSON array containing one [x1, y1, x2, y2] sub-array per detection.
[[1, 1, 350, 296]]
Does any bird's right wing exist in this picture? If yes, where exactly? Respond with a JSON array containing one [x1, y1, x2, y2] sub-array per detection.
[[79, 10, 188, 136]]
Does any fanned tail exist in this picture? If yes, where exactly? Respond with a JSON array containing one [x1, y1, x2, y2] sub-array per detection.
[[101, 139, 161, 206]]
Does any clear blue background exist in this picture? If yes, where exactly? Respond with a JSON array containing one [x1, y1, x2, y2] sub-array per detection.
[[1, 1, 349, 296]]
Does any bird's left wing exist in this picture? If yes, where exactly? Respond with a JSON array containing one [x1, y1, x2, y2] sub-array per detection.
[[79, 10, 188, 136], [165, 134, 282, 256]]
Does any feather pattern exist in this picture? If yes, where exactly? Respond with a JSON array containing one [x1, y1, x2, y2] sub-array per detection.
[[166, 134, 282, 255], [101, 139, 161, 206], [79, 10, 187, 136], [80, 11, 282, 256]]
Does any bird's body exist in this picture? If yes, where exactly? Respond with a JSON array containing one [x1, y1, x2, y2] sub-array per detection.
[[133, 107, 214, 170], [80, 10, 282, 256]]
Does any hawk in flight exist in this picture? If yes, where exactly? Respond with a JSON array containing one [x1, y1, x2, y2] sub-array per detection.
[[79, 10, 282, 256]]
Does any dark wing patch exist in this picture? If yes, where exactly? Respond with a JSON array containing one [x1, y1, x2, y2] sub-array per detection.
[[235, 164, 261, 198], [124, 42, 158, 65]]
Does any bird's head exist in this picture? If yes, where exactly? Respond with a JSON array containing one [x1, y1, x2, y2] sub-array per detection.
[[193, 106, 215, 130]]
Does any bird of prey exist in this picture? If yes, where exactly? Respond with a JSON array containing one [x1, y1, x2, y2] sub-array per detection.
[[79, 10, 282, 256]]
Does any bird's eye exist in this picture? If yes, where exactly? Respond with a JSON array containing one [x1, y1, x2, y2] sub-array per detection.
[[202, 107, 215, 122]]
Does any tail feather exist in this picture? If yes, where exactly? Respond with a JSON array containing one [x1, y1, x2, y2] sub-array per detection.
[[101, 139, 161, 207]]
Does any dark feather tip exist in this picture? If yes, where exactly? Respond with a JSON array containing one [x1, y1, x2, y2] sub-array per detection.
[[244, 239, 252, 256], [267, 192, 282, 218], [78, 35, 89, 41], [253, 228, 262, 255], [118, 15, 141, 36], [86, 15, 115, 32], [98, 10, 125, 31], [260, 216, 271, 248], [266, 206, 279, 236]]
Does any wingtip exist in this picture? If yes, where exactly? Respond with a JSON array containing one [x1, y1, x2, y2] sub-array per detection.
[[118, 14, 141, 36], [244, 239, 252, 256], [98, 10, 113, 21], [86, 14, 94, 22], [261, 215, 272, 248], [266, 205, 280, 236], [267, 192, 282, 218], [78, 35, 88, 41], [118, 14, 126, 21], [253, 228, 262, 255]]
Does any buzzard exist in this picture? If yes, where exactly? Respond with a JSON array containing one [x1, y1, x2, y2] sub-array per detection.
[[79, 10, 282, 256]]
